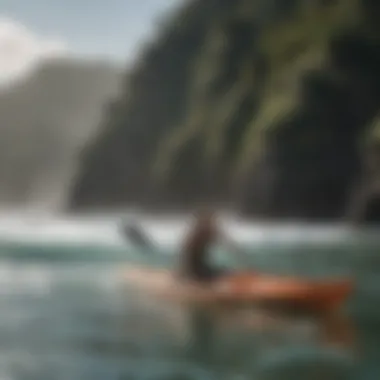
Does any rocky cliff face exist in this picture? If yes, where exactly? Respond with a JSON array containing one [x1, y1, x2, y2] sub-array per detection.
[[241, 29, 380, 220], [68, 0, 380, 223]]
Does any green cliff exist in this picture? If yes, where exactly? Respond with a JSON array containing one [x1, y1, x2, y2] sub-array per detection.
[[69, 0, 380, 221]]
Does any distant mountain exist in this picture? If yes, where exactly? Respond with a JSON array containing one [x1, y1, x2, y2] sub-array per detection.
[[0, 57, 121, 209]]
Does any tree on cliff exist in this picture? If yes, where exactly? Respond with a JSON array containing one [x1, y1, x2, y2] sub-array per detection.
[[69, 0, 380, 222]]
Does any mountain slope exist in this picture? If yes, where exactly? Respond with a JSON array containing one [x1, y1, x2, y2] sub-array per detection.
[[0, 58, 121, 208], [69, 0, 380, 221]]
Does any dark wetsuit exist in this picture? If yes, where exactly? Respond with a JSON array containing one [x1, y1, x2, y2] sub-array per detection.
[[178, 220, 225, 283]]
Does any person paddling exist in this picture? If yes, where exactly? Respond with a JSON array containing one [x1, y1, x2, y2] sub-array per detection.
[[177, 208, 231, 283], [122, 208, 248, 282]]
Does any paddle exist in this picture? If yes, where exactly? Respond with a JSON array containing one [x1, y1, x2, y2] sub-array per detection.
[[122, 222, 251, 267], [121, 220, 154, 251], [122, 219, 251, 269]]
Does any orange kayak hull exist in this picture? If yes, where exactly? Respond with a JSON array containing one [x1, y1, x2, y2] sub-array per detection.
[[123, 268, 354, 314], [210, 273, 354, 313]]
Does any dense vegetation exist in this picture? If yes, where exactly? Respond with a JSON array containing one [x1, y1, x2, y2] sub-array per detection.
[[69, 0, 380, 222], [0, 59, 120, 209]]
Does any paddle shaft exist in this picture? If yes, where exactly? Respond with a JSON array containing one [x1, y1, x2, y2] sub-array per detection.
[[124, 221, 251, 270]]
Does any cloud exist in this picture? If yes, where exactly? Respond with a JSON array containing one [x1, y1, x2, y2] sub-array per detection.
[[0, 16, 69, 85]]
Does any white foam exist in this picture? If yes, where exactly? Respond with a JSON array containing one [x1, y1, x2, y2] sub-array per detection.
[[0, 210, 374, 250]]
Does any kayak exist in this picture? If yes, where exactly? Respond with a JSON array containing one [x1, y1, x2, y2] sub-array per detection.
[[211, 273, 354, 313], [122, 267, 354, 314]]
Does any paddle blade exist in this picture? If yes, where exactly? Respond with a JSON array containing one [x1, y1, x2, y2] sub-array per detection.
[[122, 222, 154, 251]]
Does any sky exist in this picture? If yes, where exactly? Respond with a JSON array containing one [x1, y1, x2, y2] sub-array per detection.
[[0, 0, 183, 83]]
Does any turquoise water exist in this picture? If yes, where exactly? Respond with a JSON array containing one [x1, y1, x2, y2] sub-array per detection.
[[0, 214, 379, 380]]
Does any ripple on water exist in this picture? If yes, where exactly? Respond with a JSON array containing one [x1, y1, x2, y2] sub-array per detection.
[[0, 252, 367, 380]]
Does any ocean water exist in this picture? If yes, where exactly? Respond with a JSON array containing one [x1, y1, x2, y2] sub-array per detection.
[[0, 212, 379, 380]]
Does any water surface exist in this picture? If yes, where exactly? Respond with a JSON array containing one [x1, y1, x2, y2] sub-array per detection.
[[0, 213, 378, 380]]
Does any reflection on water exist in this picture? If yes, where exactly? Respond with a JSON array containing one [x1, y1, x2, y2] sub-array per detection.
[[0, 261, 363, 380], [0, 216, 378, 379]]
